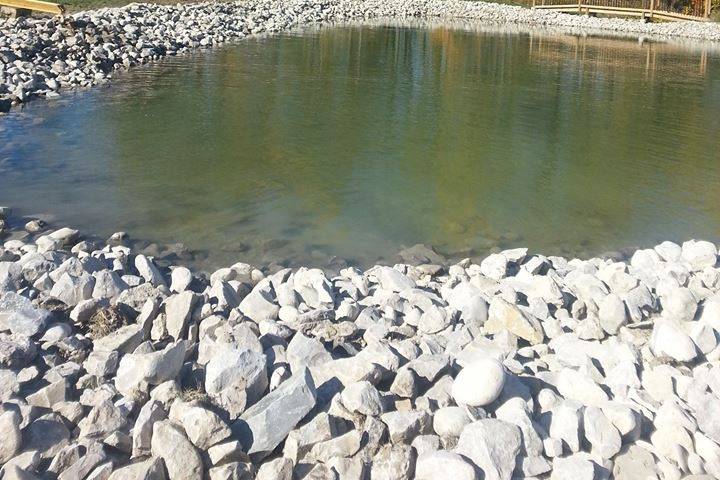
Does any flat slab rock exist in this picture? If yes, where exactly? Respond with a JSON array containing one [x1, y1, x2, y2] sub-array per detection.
[[233, 367, 317, 460]]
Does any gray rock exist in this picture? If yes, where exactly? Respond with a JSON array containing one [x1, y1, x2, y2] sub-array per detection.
[[661, 286, 697, 322], [233, 367, 316, 459], [115, 341, 187, 399], [696, 394, 720, 443], [480, 253, 508, 280], [151, 420, 203, 480], [132, 400, 166, 457], [340, 380, 382, 416], [417, 305, 451, 334], [286, 332, 332, 373], [164, 291, 198, 340], [432, 406, 471, 439], [0, 334, 37, 368], [78, 399, 127, 439], [238, 281, 278, 321], [445, 281, 488, 328], [3, 465, 41, 480], [58, 442, 107, 480], [40, 323, 72, 344], [613, 444, 659, 480], [371, 444, 415, 480], [283, 412, 336, 462], [455, 419, 521, 480], [547, 401, 583, 454], [682, 240, 717, 270], [381, 410, 432, 444], [0, 292, 49, 336], [173, 402, 232, 449], [93, 324, 144, 353], [27, 379, 67, 407], [50, 273, 95, 306], [598, 293, 627, 334], [107, 457, 167, 480], [293, 268, 334, 308], [308, 430, 363, 462], [205, 346, 267, 419], [24, 414, 71, 459], [170, 267, 193, 293], [416, 450, 476, 480], [583, 406, 621, 459], [0, 369, 19, 401], [92, 270, 127, 300], [495, 398, 544, 458], [135, 254, 166, 287], [256, 457, 293, 480], [372, 266, 416, 292], [0, 262, 23, 292], [83, 350, 119, 377], [556, 368, 609, 406], [550, 453, 599, 480], [207, 462, 253, 480], [0, 410, 21, 464]]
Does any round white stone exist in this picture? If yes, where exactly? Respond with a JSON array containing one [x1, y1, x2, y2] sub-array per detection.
[[433, 406, 471, 438], [451, 358, 506, 407]]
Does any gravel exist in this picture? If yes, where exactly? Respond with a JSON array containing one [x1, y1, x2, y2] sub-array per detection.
[[1, 0, 720, 111], [1, 212, 720, 478]]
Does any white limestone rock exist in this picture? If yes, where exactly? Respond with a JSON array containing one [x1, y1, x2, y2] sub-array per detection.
[[455, 419, 521, 480], [416, 450, 476, 480], [451, 357, 505, 407]]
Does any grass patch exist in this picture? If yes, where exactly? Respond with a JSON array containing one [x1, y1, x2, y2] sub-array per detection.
[[88, 305, 130, 339], [179, 387, 212, 405]]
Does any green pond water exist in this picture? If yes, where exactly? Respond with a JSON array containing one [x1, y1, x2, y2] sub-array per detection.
[[1, 22, 720, 269]]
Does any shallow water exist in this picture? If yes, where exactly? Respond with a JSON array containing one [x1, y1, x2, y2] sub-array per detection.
[[2, 22, 720, 269]]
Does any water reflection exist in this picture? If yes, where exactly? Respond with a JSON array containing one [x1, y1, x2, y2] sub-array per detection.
[[1, 22, 719, 270]]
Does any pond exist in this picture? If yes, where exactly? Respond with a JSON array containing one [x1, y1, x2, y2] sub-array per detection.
[[1, 22, 720, 269]]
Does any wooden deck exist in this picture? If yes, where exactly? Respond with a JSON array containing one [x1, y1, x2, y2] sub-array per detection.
[[532, 0, 711, 21], [1, 0, 64, 15]]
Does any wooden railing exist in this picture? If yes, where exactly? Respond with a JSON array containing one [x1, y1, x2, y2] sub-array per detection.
[[1, 0, 64, 15], [532, 0, 711, 21]]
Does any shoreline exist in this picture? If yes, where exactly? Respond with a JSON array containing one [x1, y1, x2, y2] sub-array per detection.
[[2, 205, 720, 478], [2, 0, 720, 111]]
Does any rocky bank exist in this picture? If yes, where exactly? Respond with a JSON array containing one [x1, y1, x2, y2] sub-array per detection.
[[1, 205, 720, 479], [2, 0, 720, 111]]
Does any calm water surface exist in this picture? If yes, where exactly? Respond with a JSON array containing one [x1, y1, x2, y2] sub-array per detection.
[[2, 23, 720, 269]]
